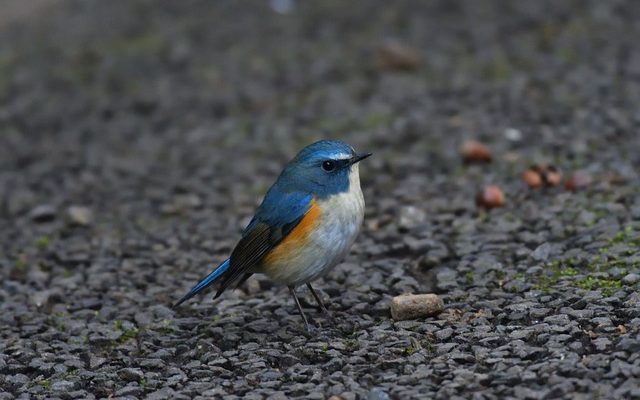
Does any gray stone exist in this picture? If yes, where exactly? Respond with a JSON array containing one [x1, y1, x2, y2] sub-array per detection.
[[623, 273, 640, 285], [531, 243, 551, 262], [29, 204, 57, 222]]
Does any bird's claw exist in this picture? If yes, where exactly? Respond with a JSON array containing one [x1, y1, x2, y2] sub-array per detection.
[[303, 323, 318, 337]]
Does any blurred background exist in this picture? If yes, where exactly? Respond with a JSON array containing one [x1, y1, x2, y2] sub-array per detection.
[[2, 0, 638, 222]]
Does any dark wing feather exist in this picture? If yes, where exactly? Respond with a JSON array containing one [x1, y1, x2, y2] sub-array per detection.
[[214, 189, 312, 297], [234, 273, 254, 289]]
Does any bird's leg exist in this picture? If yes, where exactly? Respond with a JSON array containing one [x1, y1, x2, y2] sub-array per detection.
[[307, 283, 336, 327], [306, 283, 330, 314], [289, 286, 314, 334]]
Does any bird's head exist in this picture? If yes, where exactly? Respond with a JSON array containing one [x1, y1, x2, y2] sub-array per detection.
[[278, 140, 371, 198]]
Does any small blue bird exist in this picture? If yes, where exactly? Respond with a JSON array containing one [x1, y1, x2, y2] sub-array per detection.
[[173, 140, 370, 332]]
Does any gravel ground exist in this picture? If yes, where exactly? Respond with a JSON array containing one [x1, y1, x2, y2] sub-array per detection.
[[1, 1, 640, 399]]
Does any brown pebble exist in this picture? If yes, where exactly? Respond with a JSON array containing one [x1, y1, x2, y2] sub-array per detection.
[[476, 185, 504, 209], [460, 139, 492, 163], [375, 42, 419, 72], [522, 167, 543, 188], [542, 165, 562, 187], [522, 164, 562, 188], [565, 171, 592, 191], [391, 294, 444, 321]]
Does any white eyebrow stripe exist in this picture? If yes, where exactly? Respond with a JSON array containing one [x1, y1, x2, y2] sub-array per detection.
[[332, 153, 352, 160]]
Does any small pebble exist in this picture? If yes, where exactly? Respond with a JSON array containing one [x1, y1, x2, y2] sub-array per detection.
[[476, 185, 504, 209], [460, 139, 492, 163], [522, 168, 542, 188], [504, 127, 523, 141], [375, 41, 419, 71], [66, 205, 93, 226], [397, 206, 426, 229], [390, 294, 444, 321]]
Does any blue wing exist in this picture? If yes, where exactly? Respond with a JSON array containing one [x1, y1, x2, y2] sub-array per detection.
[[244, 186, 313, 235], [174, 186, 312, 306], [212, 187, 313, 296]]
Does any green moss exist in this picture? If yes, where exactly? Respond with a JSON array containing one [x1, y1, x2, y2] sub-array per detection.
[[403, 337, 422, 356], [587, 225, 639, 273], [15, 258, 28, 270], [608, 225, 639, 247], [343, 338, 359, 351], [154, 318, 174, 335], [34, 235, 51, 249], [610, 230, 627, 244], [114, 320, 141, 343], [37, 379, 51, 390], [46, 312, 68, 332], [464, 271, 474, 285], [119, 326, 140, 343], [575, 276, 622, 297], [533, 238, 634, 296], [533, 260, 578, 294]]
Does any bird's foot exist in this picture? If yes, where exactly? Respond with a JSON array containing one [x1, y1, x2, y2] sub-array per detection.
[[319, 308, 337, 325], [302, 322, 318, 337]]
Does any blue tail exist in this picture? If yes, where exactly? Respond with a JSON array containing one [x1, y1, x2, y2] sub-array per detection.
[[172, 259, 230, 308]]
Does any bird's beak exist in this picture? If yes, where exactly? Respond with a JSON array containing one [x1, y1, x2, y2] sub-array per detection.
[[350, 152, 372, 165]]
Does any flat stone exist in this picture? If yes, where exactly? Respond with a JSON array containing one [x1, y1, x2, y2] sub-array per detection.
[[29, 204, 57, 222]]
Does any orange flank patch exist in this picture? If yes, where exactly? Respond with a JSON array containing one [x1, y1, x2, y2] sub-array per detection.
[[263, 200, 321, 267]]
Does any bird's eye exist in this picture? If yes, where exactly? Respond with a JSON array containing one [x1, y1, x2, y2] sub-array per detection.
[[321, 160, 336, 172]]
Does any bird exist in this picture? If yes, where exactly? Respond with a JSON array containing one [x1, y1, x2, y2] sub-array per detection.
[[173, 139, 371, 333]]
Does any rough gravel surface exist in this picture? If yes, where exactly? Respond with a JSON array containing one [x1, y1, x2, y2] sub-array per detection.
[[1, 1, 640, 399]]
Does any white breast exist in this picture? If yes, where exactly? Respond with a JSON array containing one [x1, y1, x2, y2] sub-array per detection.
[[263, 164, 365, 286]]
